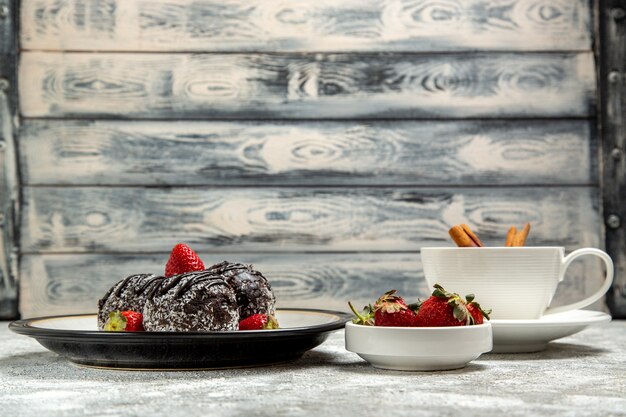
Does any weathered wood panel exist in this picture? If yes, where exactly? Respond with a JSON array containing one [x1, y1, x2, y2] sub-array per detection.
[[600, 1, 626, 317], [21, 186, 600, 253], [0, 0, 19, 319], [0, 0, 17, 111], [18, 52, 596, 119], [0, 92, 18, 320], [19, 0, 593, 52], [19, 119, 596, 186], [19, 251, 606, 318]]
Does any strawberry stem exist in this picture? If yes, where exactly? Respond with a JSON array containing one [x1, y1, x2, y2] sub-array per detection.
[[348, 301, 366, 322], [348, 301, 374, 326]]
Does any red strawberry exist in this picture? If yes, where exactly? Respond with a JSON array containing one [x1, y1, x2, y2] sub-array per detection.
[[415, 285, 489, 327], [165, 243, 205, 277], [103, 310, 145, 332], [466, 294, 491, 325], [239, 314, 279, 330], [416, 296, 466, 327], [372, 290, 418, 327]]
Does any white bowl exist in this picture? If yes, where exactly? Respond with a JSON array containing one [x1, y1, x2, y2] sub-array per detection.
[[345, 322, 493, 371]]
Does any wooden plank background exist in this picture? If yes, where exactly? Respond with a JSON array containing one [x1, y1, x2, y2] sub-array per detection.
[[19, 119, 596, 186], [21, 187, 600, 253], [14, 0, 610, 318], [20, 0, 592, 52], [19, 52, 596, 119]]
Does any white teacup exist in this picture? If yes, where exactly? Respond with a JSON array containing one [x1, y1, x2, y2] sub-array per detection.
[[421, 247, 614, 320]]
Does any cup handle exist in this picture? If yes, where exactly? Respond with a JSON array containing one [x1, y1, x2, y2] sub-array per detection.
[[544, 248, 614, 315]]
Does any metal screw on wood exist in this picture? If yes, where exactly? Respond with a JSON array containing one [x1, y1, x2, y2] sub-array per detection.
[[607, 214, 622, 229], [611, 148, 624, 160], [613, 8, 625, 21], [608, 71, 621, 83], [0, 78, 9, 91]]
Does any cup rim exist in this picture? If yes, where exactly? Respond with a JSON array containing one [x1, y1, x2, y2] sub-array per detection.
[[421, 246, 564, 251]]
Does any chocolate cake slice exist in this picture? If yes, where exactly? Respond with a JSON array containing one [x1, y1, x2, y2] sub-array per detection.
[[97, 274, 162, 330], [143, 270, 239, 332], [208, 261, 276, 319]]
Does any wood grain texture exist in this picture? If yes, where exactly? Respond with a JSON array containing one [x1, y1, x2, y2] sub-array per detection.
[[19, 119, 596, 186], [19, 252, 606, 318], [18, 52, 596, 119], [19, 0, 593, 52], [21, 186, 600, 253]]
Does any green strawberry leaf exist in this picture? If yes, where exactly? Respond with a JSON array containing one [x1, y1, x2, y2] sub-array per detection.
[[407, 300, 422, 313], [452, 304, 465, 321], [432, 284, 448, 298], [470, 301, 492, 320]]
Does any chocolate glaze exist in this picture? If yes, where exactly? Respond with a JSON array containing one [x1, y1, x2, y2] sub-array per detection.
[[143, 270, 239, 332], [208, 261, 276, 319]]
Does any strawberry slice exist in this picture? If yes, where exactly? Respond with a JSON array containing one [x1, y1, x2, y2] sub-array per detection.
[[165, 243, 205, 277], [103, 310, 145, 332], [239, 314, 279, 330]]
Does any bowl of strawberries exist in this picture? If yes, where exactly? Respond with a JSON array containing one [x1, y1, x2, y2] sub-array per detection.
[[345, 285, 492, 371]]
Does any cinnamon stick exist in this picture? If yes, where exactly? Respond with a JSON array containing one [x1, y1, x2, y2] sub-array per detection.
[[505, 226, 517, 247], [449, 224, 484, 247], [512, 223, 531, 247], [461, 224, 484, 247]]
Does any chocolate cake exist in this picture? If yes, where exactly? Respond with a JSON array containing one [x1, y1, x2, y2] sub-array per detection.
[[97, 273, 162, 330], [208, 261, 276, 319], [142, 270, 239, 332]]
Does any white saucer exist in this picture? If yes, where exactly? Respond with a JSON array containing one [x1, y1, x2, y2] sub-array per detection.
[[490, 310, 611, 353]]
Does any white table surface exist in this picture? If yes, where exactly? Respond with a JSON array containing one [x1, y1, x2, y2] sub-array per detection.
[[1, 320, 625, 417]]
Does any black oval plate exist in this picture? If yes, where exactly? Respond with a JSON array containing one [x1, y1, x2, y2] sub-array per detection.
[[10, 308, 351, 370]]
